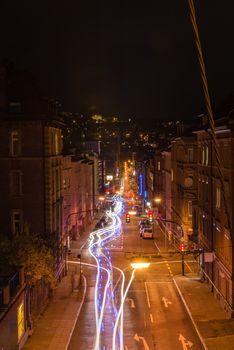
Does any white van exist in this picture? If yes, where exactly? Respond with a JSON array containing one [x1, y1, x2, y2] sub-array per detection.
[[142, 227, 153, 239]]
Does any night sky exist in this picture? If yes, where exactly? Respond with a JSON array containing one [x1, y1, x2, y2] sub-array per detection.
[[1, 1, 234, 121]]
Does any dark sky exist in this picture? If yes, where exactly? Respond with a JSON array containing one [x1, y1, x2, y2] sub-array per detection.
[[1, 1, 234, 121]]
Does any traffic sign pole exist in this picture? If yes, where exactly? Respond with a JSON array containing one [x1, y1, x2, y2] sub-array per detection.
[[181, 252, 185, 276]]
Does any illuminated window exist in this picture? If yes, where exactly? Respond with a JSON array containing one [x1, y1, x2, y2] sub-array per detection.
[[10, 130, 21, 156], [216, 186, 221, 209], [157, 161, 161, 171], [17, 301, 25, 341], [55, 133, 59, 154], [205, 146, 209, 166], [202, 146, 205, 165], [12, 210, 22, 234], [10, 171, 22, 196]]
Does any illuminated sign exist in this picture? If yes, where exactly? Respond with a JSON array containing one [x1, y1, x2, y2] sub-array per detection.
[[139, 174, 143, 196], [18, 301, 25, 341]]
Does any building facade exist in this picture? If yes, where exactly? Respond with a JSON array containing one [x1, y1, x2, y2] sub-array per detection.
[[171, 134, 198, 242], [195, 115, 234, 315]]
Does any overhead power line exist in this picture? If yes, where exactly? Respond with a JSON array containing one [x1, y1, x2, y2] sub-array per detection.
[[186, 0, 232, 237]]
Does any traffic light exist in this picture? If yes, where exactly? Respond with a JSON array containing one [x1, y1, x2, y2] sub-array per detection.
[[148, 211, 153, 223], [126, 213, 131, 223], [179, 243, 186, 253]]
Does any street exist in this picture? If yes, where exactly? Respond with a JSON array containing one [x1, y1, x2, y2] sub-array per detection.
[[68, 198, 206, 350]]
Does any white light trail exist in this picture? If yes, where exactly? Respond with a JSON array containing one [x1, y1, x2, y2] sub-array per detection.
[[112, 269, 135, 350], [78, 198, 128, 350]]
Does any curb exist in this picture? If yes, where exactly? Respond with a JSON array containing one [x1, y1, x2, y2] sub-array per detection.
[[173, 276, 208, 350]]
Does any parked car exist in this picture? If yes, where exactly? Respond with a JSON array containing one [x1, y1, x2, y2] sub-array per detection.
[[142, 227, 153, 239]]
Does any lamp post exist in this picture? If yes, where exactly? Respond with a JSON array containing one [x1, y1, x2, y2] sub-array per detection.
[[130, 256, 151, 269], [157, 217, 185, 275]]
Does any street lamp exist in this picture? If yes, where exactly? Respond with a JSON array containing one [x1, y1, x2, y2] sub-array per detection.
[[130, 256, 151, 269], [154, 197, 162, 203]]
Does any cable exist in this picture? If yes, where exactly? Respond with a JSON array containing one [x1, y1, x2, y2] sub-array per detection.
[[186, 0, 232, 237]]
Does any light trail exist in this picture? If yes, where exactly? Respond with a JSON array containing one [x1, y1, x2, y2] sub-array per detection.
[[112, 269, 135, 350], [87, 198, 125, 350], [71, 196, 131, 350]]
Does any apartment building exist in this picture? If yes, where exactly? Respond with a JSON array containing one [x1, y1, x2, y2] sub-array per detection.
[[194, 115, 234, 314], [170, 132, 198, 241]]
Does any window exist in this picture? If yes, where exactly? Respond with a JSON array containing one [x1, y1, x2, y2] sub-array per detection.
[[188, 201, 192, 217], [17, 301, 25, 341], [10, 171, 22, 196], [216, 186, 221, 209], [10, 130, 21, 156], [9, 101, 21, 114], [205, 146, 209, 166], [12, 210, 22, 234], [202, 146, 205, 165], [157, 161, 161, 171], [188, 148, 194, 162], [55, 133, 59, 154], [171, 169, 173, 182]]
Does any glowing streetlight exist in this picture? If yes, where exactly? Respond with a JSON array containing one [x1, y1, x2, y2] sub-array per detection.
[[154, 197, 162, 203], [130, 257, 150, 269]]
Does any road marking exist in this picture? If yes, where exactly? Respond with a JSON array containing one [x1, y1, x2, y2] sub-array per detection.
[[185, 261, 193, 272], [144, 282, 151, 308], [173, 278, 208, 350], [154, 240, 161, 252], [126, 297, 135, 308], [162, 296, 172, 308], [134, 334, 150, 350], [145, 281, 173, 283], [178, 334, 193, 349], [150, 313, 154, 323]]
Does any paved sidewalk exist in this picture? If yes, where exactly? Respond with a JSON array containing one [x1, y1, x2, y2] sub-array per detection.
[[175, 273, 234, 350]]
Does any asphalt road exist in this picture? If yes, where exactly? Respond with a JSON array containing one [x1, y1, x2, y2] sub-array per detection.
[[68, 214, 205, 350]]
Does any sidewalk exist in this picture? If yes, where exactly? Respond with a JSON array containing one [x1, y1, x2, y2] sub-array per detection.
[[23, 220, 97, 350], [175, 273, 234, 350]]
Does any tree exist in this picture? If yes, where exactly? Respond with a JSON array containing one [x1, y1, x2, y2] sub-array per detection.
[[0, 229, 56, 289]]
